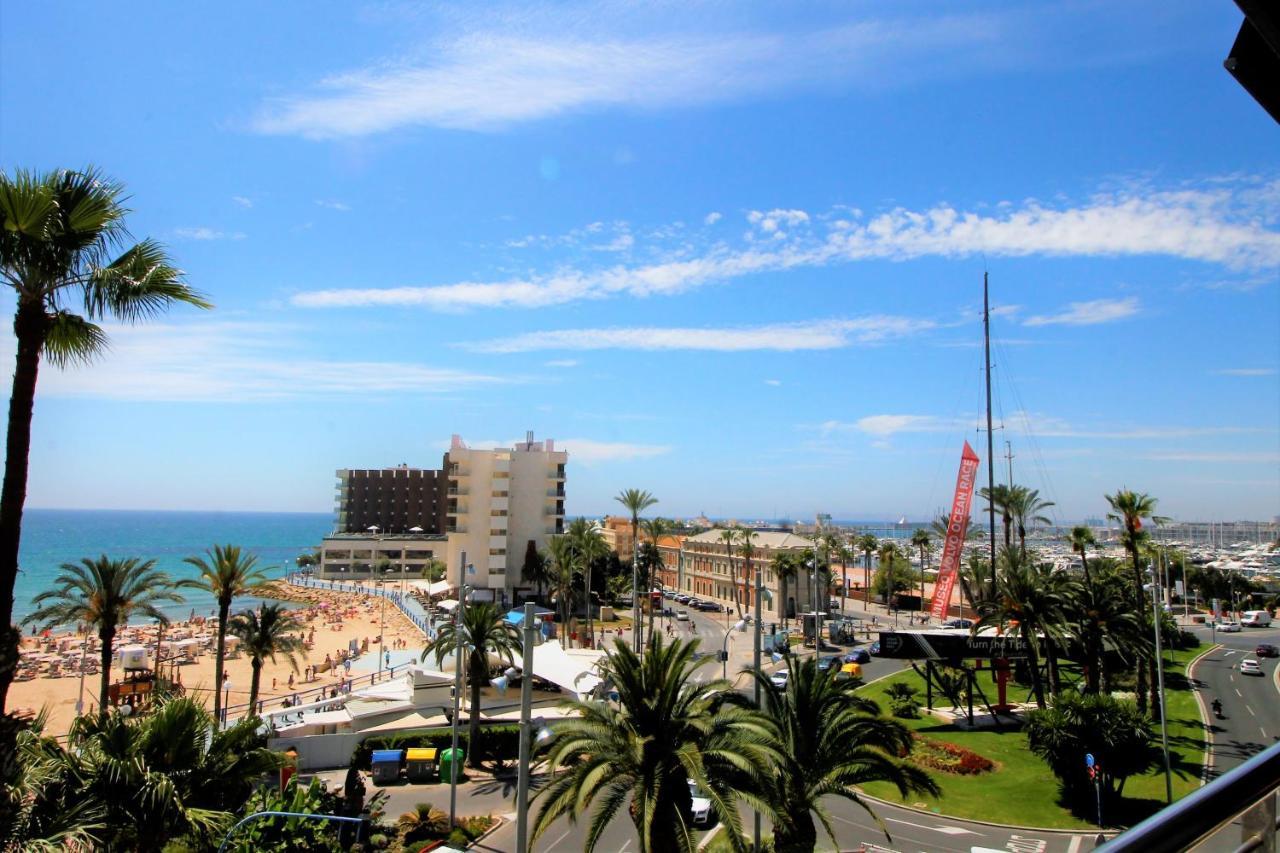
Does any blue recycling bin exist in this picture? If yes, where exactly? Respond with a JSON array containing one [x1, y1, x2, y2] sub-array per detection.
[[371, 749, 404, 785]]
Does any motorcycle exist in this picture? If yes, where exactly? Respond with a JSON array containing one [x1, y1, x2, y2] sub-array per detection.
[[1212, 698, 1223, 719]]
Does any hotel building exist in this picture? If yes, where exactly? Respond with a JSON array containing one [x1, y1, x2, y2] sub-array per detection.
[[318, 432, 567, 606]]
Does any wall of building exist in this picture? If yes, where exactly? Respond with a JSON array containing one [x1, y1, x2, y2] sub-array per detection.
[[334, 466, 446, 535]]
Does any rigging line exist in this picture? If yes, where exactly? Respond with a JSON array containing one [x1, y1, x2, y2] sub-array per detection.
[[993, 335, 1063, 527], [922, 331, 986, 523]]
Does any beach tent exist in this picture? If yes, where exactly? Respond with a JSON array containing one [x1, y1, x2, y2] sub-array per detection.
[[436, 599, 460, 612], [427, 580, 455, 597]]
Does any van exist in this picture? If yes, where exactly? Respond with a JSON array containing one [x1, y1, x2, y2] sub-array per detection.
[[1241, 611, 1273, 627]]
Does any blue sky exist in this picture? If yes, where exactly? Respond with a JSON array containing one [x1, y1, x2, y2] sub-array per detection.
[[1, 1, 1277, 524]]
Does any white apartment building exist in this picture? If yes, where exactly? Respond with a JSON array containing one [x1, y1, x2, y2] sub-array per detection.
[[443, 433, 567, 603]]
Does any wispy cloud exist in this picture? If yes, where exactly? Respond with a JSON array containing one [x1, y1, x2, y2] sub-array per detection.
[[1145, 451, 1280, 464], [557, 438, 672, 463], [763, 378, 782, 386], [175, 227, 246, 241], [815, 411, 1268, 441], [251, 15, 1002, 138], [544, 359, 579, 368], [1214, 367, 1277, 377], [1023, 297, 1140, 327], [11, 321, 507, 402], [462, 316, 936, 353], [315, 199, 351, 211], [704, 211, 722, 225], [292, 180, 1280, 311], [231, 195, 253, 208]]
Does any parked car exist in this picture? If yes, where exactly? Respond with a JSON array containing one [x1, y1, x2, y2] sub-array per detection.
[[843, 648, 871, 664], [1255, 644, 1279, 658], [942, 618, 974, 630], [770, 669, 790, 690], [685, 598, 702, 609], [674, 594, 690, 604], [697, 601, 722, 612], [838, 661, 863, 679], [1240, 658, 1264, 677], [688, 780, 714, 826], [675, 610, 689, 621], [868, 640, 881, 655], [1219, 621, 1243, 633], [817, 655, 843, 672]]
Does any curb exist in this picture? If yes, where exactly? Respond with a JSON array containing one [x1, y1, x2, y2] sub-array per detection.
[[1185, 642, 1221, 787]]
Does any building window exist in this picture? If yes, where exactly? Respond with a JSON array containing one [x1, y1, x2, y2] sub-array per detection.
[[490, 509, 508, 517], [489, 548, 506, 556]]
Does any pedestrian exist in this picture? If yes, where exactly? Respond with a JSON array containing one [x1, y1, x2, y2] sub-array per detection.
[[288, 673, 295, 689]]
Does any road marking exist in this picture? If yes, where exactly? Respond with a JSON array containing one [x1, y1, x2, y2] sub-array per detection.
[[618, 840, 632, 852], [884, 816, 978, 836], [1261, 727, 1268, 738], [543, 828, 572, 851], [1236, 688, 1243, 697], [1006, 835, 1048, 852], [1230, 674, 1235, 682], [1246, 705, 1256, 717], [1066, 836, 1084, 853], [1225, 650, 1238, 657]]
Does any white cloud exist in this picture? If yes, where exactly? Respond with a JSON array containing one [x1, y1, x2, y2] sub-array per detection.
[[557, 438, 672, 463], [1214, 368, 1277, 377], [1145, 451, 1280, 464], [315, 199, 351, 211], [704, 211, 722, 225], [12, 321, 507, 402], [763, 378, 782, 386], [250, 16, 1001, 138], [544, 359, 579, 368], [231, 195, 253, 208], [842, 415, 958, 437], [175, 227, 246, 241], [292, 181, 1280, 311], [815, 411, 1269, 442], [1024, 297, 1139, 327], [463, 316, 936, 353]]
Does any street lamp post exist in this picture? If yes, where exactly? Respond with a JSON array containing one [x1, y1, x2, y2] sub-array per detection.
[[752, 559, 764, 851], [721, 617, 747, 679], [74, 622, 89, 717], [1151, 573, 1174, 804], [515, 602, 537, 853]]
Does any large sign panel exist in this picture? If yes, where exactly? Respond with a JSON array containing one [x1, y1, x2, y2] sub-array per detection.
[[928, 441, 980, 621], [877, 630, 1029, 660]]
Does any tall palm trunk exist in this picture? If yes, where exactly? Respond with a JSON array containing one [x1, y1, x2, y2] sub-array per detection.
[[1127, 540, 1149, 716], [98, 624, 116, 713], [631, 516, 640, 651], [585, 560, 593, 649], [1027, 644, 1046, 709], [469, 648, 484, 767], [841, 559, 848, 614], [780, 572, 789, 630], [773, 802, 819, 853], [1078, 545, 1101, 693], [863, 554, 871, 608], [0, 304, 46, 713], [248, 658, 262, 713], [213, 596, 231, 720]]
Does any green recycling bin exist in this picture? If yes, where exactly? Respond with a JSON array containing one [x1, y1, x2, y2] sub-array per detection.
[[439, 747, 465, 783]]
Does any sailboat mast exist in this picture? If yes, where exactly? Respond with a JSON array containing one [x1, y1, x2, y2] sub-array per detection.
[[984, 273, 997, 574]]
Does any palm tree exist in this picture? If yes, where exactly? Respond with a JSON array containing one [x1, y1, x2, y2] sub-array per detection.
[[1105, 489, 1167, 716], [978, 484, 1016, 553], [25, 556, 183, 713], [421, 601, 521, 768], [568, 517, 608, 649], [751, 655, 938, 851], [547, 536, 579, 648], [533, 635, 775, 852], [739, 528, 759, 623], [69, 695, 281, 850], [822, 533, 849, 614], [1072, 558, 1142, 693], [1007, 487, 1055, 557], [876, 542, 900, 607], [771, 552, 800, 630], [718, 527, 740, 618], [910, 529, 932, 608], [184, 545, 269, 721], [521, 541, 552, 603], [615, 489, 658, 651], [857, 534, 877, 609], [229, 604, 304, 713], [1068, 526, 1097, 586], [0, 167, 210, 713], [642, 516, 672, 645], [974, 548, 1073, 708]]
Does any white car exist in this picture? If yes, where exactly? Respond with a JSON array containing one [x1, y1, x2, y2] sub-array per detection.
[[1240, 658, 1264, 677], [688, 781, 713, 826], [675, 610, 689, 621], [770, 669, 790, 690], [1219, 622, 1243, 633]]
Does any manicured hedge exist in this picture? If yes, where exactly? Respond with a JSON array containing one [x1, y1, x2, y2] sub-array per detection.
[[352, 724, 521, 770]]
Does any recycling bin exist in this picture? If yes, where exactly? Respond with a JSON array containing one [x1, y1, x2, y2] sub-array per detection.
[[370, 749, 403, 785], [405, 747, 439, 783], [439, 747, 465, 783]]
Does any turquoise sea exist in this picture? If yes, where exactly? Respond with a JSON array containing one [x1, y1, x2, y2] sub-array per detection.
[[13, 508, 332, 625]]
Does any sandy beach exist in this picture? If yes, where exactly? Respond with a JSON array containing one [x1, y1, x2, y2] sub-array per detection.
[[11, 580, 427, 737]]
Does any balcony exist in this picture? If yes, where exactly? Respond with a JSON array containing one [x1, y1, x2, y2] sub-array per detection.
[[447, 486, 467, 496], [546, 487, 566, 498], [491, 495, 509, 512]]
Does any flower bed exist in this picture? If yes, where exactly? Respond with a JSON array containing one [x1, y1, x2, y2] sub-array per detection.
[[908, 736, 995, 775]]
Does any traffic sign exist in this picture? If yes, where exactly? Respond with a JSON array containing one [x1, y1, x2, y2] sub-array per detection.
[[1085, 752, 1095, 768]]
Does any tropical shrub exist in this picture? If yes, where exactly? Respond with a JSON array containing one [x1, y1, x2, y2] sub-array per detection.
[[886, 683, 920, 718], [397, 802, 450, 845], [231, 778, 346, 852], [1025, 692, 1157, 811]]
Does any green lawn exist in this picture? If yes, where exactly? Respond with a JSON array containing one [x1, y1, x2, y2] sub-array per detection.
[[857, 642, 1210, 829]]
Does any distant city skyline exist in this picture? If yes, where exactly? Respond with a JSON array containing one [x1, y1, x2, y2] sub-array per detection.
[[2, 1, 1277, 523]]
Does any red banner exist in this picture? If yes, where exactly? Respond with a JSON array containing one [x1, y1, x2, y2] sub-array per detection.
[[929, 442, 980, 621]]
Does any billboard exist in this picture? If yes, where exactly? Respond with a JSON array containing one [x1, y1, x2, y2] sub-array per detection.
[[877, 630, 1029, 660]]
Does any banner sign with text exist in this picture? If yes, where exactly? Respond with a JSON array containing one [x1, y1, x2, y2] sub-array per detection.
[[929, 441, 980, 620]]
